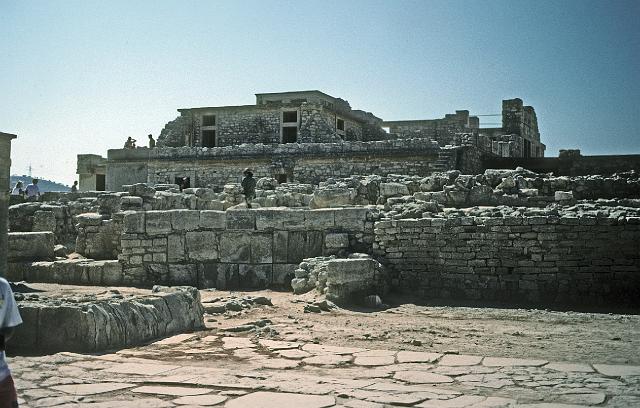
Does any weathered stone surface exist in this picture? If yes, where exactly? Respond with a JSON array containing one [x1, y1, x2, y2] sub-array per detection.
[[483, 357, 547, 367], [393, 371, 454, 384], [593, 364, 640, 377], [324, 233, 349, 249], [396, 351, 442, 363], [146, 211, 172, 235], [225, 392, 335, 408], [439, 354, 483, 366], [51, 383, 136, 395], [132, 385, 212, 396], [172, 394, 228, 405], [170, 209, 200, 231], [13, 286, 204, 354], [8, 232, 54, 261], [185, 231, 218, 261]]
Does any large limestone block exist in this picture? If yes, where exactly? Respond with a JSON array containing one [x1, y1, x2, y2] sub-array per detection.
[[280, 210, 306, 230], [32, 211, 56, 232], [326, 258, 376, 285], [219, 232, 250, 262], [325, 233, 349, 249], [273, 231, 288, 263], [239, 264, 272, 288], [255, 208, 285, 230], [8, 232, 55, 261], [146, 211, 172, 235], [333, 207, 369, 232], [199, 210, 226, 230], [167, 234, 186, 262], [167, 264, 198, 286], [309, 187, 356, 209], [250, 233, 273, 264], [287, 231, 306, 263], [304, 209, 336, 229], [185, 231, 218, 261], [305, 231, 324, 258], [170, 210, 200, 231], [226, 209, 256, 230], [380, 182, 410, 197], [76, 213, 103, 226], [272, 263, 297, 287], [122, 211, 145, 233]]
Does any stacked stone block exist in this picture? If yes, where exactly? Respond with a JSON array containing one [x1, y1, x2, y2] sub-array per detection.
[[117, 207, 375, 289], [374, 216, 640, 305]]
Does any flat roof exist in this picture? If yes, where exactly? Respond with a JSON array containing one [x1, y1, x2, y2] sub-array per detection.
[[0, 131, 17, 140], [255, 90, 336, 99]]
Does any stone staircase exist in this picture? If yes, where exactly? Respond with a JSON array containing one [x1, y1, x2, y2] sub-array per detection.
[[432, 147, 458, 172]]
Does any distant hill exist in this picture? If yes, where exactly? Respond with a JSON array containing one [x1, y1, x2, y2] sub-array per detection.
[[9, 175, 70, 193]]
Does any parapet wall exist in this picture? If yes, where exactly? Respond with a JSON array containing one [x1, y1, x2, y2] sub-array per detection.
[[115, 207, 377, 289], [374, 216, 640, 306]]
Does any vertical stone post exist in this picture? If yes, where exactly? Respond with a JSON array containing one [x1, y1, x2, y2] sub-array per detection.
[[0, 132, 17, 277]]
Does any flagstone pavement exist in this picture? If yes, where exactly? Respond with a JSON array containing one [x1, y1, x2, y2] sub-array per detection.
[[10, 333, 640, 407]]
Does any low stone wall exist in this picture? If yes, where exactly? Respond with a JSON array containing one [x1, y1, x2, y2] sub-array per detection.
[[374, 216, 640, 306], [8, 232, 54, 262], [115, 207, 377, 289], [483, 154, 640, 177], [12, 286, 204, 354], [8, 260, 123, 286]]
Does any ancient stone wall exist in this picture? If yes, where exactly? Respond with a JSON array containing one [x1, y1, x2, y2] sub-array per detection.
[[374, 216, 640, 306], [114, 207, 376, 289], [484, 154, 640, 178], [0, 132, 16, 277], [106, 139, 443, 190]]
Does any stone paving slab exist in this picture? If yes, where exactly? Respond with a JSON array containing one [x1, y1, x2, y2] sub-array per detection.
[[9, 334, 640, 408]]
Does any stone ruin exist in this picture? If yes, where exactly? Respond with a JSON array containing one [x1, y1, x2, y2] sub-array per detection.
[[3, 93, 640, 355]]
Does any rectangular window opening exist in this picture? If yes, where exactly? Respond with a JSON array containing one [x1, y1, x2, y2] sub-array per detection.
[[282, 127, 297, 143], [336, 118, 345, 131], [202, 130, 216, 148], [282, 111, 298, 123], [202, 115, 216, 126]]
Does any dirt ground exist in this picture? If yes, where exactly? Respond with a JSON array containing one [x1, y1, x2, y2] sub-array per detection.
[[202, 289, 640, 366]]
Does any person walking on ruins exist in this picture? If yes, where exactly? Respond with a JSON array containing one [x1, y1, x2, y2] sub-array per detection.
[[241, 168, 256, 208], [148, 134, 156, 148], [25, 179, 40, 201], [10, 181, 24, 197], [70, 181, 78, 193], [124, 137, 136, 149], [0, 277, 23, 408]]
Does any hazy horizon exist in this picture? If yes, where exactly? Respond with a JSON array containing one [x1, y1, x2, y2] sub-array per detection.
[[2, 0, 638, 184]]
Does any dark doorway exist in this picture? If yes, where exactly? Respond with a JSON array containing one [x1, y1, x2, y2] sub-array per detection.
[[523, 139, 531, 158], [202, 130, 216, 148], [282, 127, 297, 143], [95, 174, 106, 191], [276, 174, 287, 184]]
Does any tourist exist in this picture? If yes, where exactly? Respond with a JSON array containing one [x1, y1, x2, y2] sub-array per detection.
[[10, 181, 24, 197], [179, 177, 190, 192], [70, 180, 78, 193], [0, 278, 23, 408], [124, 137, 136, 149], [25, 179, 40, 201], [148, 134, 156, 148], [241, 168, 256, 208]]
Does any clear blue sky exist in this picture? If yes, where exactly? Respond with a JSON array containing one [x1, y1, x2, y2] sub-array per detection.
[[1, 0, 638, 184]]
